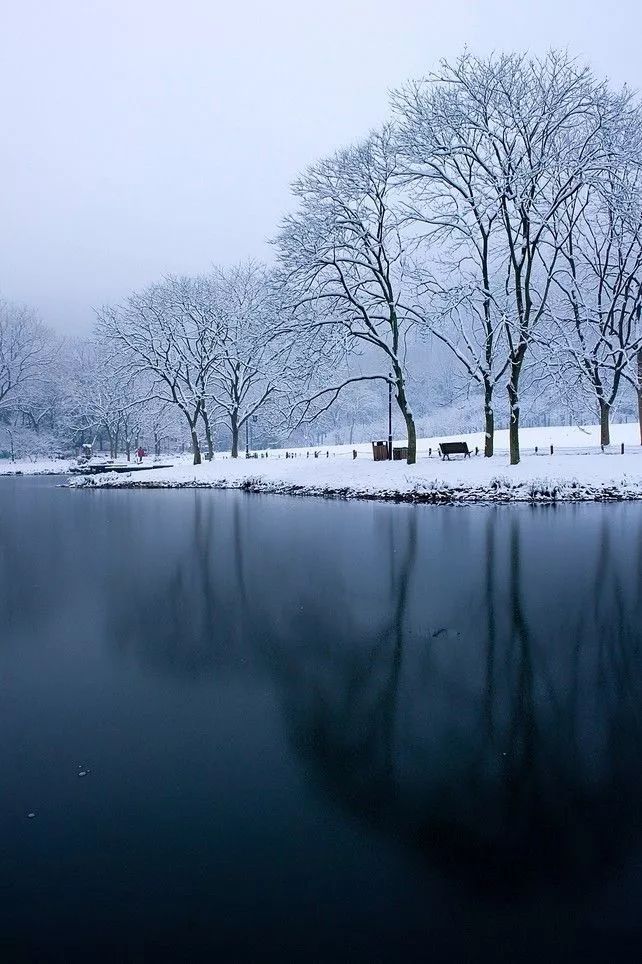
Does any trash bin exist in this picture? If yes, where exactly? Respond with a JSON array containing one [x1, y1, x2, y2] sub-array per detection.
[[372, 441, 389, 461], [393, 446, 408, 461]]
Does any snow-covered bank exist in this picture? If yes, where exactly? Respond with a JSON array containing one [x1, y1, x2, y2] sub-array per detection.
[[0, 458, 73, 477], [66, 424, 642, 505], [280, 421, 642, 459]]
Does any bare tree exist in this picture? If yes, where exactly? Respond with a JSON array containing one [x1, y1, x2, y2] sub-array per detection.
[[17, 373, 65, 436], [64, 339, 139, 457], [206, 262, 288, 458], [394, 51, 634, 463], [549, 162, 642, 445], [143, 402, 183, 457], [97, 275, 223, 464], [412, 280, 508, 458], [276, 127, 419, 463], [0, 298, 53, 415], [393, 76, 510, 456]]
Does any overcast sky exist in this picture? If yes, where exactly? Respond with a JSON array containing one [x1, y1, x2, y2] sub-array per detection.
[[2, 0, 642, 333]]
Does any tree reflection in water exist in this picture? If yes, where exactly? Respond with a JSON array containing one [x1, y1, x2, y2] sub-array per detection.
[[248, 504, 642, 899], [109, 495, 642, 905]]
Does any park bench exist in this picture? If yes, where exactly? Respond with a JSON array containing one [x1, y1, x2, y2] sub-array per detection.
[[438, 441, 471, 460]]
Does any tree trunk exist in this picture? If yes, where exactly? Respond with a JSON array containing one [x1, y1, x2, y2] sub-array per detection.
[[599, 398, 611, 447], [393, 368, 416, 464], [201, 409, 214, 460], [230, 413, 239, 458], [483, 383, 494, 458], [191, 428, 202, 465], [508, 378, 520, 466], [404, 409, 417, 465], [638, 349, 642, 445]]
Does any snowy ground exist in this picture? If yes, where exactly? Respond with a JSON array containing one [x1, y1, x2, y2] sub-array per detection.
[[0, 457, 74, 476], [64, 423, 642, 504]]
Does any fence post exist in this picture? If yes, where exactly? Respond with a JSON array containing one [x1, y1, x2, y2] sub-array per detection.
[[622, 442, 625, 455], [550, 445, 554, 456]]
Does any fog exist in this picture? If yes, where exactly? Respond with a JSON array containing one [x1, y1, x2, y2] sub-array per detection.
[[2, 0, 642, 333]]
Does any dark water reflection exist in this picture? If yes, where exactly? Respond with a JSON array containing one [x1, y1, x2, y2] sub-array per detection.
[[2, 478, 642, 960]]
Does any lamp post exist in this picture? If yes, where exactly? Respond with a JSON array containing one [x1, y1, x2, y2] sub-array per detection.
[[388, 373, 393, 460], [245, 420, 249, 457]]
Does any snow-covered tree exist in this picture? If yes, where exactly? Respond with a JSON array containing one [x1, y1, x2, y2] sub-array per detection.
[[0, 298, 54, 416], [206, 262, 290, 458], [97, 275, 223, 464], [393, 77, 508, 456], [394, 51, 635, 463], [549, 160, 642, 445], [276, 127, 419, 463], [64, 339, 141, 457]]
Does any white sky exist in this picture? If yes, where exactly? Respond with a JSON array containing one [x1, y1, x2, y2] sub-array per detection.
[[2, 0, 642, 332]]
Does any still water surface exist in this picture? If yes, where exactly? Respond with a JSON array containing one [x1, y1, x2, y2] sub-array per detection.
[[2, 477, 642, 960]]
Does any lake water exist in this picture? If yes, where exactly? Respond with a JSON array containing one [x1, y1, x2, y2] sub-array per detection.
[[2, 477, 642, 960]]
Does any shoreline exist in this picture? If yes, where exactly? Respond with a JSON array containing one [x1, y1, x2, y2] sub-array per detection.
[[66, 472, 642, 505], [6, 423, 642, 506]]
